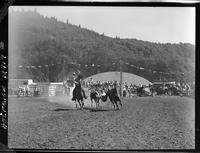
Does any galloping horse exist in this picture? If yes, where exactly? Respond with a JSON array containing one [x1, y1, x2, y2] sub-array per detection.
[[72, 84, 84, 110], [106, 88, 122, 110]]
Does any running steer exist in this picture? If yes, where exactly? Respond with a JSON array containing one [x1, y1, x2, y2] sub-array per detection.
[[90, 90, 101, 109]]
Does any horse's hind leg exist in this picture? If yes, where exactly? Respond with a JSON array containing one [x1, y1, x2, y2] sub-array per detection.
[[81, 100, 84, 109], [115, 102, 120, 110], [78, 101, 83, 110], [119, 100, 122, 109], [120, 101, 122, 107], [117, 97, 122, 107], [111, 101, 115, 110], [116, 102, 121, 110], [80, 100, 84, 110]]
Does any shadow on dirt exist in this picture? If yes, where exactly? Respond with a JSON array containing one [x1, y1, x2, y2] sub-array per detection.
[[53, 108, 75, 111], [52, 107, 112, 112], [83, 107, 113, 112]]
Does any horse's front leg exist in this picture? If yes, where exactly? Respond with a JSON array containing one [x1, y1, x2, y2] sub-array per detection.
[[78, 100, 83, 110], [111, 101, 115, 110], [116, 100, 122, 110], [115, 101, 120, 110], [119, 99, 122, 107], [75, 101, 78, 109], [81, 100, 84, 108]]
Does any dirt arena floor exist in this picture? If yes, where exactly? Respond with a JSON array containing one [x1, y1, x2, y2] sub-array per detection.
[[8, 95, 195, 150]]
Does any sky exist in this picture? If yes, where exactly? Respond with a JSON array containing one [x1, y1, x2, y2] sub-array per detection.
[[10, 6, 195, 44]]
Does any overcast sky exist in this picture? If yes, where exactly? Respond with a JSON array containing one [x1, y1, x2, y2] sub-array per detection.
[[10, 6, 195, 44]]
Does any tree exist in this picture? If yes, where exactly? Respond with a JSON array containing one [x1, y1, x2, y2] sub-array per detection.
[[21, 39, 68, 82]]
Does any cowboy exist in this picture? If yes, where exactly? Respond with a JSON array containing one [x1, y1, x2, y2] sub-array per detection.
[[71, 70, 87, 101]]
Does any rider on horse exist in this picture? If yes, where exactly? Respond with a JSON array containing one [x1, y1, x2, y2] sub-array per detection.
[[71, 70, 87, 101]]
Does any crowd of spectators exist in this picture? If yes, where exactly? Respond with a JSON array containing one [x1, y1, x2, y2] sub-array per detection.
[[82, 78, 191, 97]]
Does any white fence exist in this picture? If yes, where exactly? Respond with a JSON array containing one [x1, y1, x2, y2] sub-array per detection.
[[8, 81, 77, 97]]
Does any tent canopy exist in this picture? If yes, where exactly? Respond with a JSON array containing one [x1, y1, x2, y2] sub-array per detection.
[[84, 71, 151, 86]]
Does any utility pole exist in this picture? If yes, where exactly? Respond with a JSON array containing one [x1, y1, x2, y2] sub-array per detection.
[[62, 60, 66, 80], [46, 65, 49, 82], [119, 59, 123, 97]]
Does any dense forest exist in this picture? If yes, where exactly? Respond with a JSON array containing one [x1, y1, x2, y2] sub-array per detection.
[[9, 9, 195, 83]]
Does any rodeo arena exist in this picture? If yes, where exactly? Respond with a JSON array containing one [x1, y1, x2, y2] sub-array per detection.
[[8, 68, 195, 149]]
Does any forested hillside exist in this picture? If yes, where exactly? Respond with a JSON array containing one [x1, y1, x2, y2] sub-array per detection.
[[9, 9, 195, 83]]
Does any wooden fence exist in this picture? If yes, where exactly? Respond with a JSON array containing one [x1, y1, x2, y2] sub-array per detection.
[[8, 82, 74, 97]]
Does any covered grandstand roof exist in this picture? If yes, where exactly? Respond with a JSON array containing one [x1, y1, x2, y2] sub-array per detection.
[[84, 71, 151, 86]]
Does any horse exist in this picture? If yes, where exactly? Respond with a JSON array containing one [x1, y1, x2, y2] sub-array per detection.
[[72, 85, 84, 110], [106, 88, 122, 110], [89, 86, 122, 110]]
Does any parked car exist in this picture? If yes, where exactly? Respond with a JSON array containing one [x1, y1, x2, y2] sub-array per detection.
[[152, 81, 176, 96]]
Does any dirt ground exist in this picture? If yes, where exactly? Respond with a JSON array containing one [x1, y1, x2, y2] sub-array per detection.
[[8, 95, 195, 150]]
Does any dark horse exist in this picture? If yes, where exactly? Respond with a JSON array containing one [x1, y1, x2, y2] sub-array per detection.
[[72, 85, 84, 110], [106, 88, 122, 110]]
